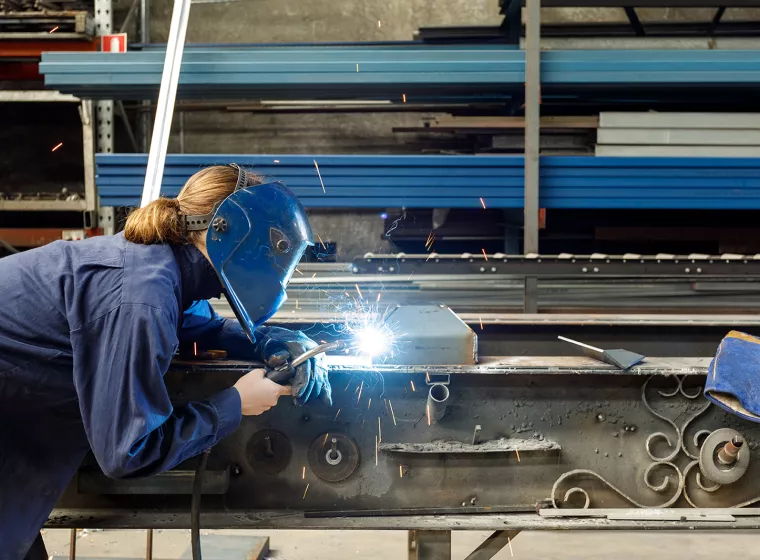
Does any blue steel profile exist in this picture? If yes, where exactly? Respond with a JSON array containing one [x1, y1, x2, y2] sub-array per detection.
[[96, 154, 760, 210]]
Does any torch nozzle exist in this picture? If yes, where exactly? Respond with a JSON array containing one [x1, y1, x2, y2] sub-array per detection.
[[290, 340, 347, 368]]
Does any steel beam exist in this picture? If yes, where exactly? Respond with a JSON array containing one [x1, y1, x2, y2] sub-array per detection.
[[79, 100, 98, 214], [464, 530, 520, 560], [523, 0, 540, 314], [352, 253, 760, 277], [94, 0, 114, 154]]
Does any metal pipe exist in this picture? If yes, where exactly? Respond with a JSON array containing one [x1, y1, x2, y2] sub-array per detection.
[[427, 383, 450, 423], [523, 0, 541, 314], [69, 528, 76, 560], [140, 0, 150, 42], [140, 0, 191, 207], [718, 436, 744, 465], [146, 529, 153, 560]]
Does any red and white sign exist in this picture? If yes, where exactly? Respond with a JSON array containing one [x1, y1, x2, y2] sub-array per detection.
[[101, 33, 127, 53]]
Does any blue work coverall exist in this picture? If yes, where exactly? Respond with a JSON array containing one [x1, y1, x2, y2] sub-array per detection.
[[0, 233, 259, 557]]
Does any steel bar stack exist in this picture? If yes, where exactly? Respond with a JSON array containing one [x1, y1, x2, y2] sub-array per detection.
[[597, 112, 760, 157], [97, 153, 760, 209], [39, 48, 760, 101]]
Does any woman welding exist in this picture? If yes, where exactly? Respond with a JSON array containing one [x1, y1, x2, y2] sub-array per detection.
[[0, 164, 332, 559]]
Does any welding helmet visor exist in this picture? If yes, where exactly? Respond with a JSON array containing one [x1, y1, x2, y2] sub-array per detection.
[[185, 165, 313, 341]]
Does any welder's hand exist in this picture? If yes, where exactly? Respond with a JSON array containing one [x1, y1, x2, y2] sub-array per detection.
[[233, 368, 291, 415], [257, 327, 332, 406]]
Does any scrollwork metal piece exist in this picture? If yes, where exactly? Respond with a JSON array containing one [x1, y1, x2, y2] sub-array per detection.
[[679, 401, 712, 460], [642, 377, 680, 462], [551, 463, 683, 509], [683, 460, 721, 508]]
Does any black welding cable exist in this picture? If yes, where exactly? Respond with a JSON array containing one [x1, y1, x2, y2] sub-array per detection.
[[191, 448, 211, 560]]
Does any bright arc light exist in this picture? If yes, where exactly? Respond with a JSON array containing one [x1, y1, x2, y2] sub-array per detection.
[[354, 325, 392, 357]]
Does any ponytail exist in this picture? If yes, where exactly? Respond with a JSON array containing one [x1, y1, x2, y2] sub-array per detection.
[[124, 197, 184, 244], [123, 165, 263, 245]]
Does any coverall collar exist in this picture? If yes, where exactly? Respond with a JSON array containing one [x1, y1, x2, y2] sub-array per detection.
[[172, 242, 223, 309]]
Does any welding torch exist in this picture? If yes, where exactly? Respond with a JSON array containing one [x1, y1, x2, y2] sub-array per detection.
[[264, 339, 347, 384]]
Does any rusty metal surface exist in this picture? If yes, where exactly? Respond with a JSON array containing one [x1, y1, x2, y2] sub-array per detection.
[[173, 355, 711, 376], [379, 438, 560, 454], [50, 359, 760, 530], [45, 510, 760, 531]]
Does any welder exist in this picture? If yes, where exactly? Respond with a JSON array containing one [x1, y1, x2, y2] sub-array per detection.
[[0, 164, 332, 559]]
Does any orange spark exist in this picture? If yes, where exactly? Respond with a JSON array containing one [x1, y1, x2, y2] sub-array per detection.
[[482, 249, 488, 261], [295, 267, 303, 275], [356, 63, 359, 72], [410, 380, 416, 392], [479, 316, 484, 330], [480, 197, 487, 209], [334, 408, 341, 421], [377, 292, 382, 303], [402, 93, 407, 103], [508, 534, 513, 556], [389, 400, 397, 426], [355, 284, 363, 299], [49, 26, 59, 33], [302, 466, 306, 479], [312, 272, 317, 278], [193, 342, 197, 356], [313, 160, 326, 193], [302, 483, 310, 499], [426, 372, 430, 383], [378, 416, 382, 442], [399, 464, 403, 478], [316, 233, 327, 250], [515, 449, 521, 462], [357, 380, 364, 403], [367, 397, 372, 409], [375, 435, 379, 466], [322, 433, 330, 448], [426, 403, 431, 425], [51, 142, 63, 152]]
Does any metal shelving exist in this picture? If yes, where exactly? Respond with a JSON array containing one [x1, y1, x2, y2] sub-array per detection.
[[0, 90, 96, 214]]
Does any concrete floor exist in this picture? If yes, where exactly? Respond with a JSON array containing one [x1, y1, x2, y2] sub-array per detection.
[[42, 528, 760, 559]]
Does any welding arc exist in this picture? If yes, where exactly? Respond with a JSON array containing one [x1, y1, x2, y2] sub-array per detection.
[[191, 448, 211, 560]]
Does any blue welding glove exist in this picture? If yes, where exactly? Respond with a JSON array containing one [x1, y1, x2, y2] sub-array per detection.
[[255, 327, 332, 406]]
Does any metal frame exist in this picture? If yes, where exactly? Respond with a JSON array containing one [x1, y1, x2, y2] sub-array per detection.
[[94, 0, 114, 155], [0, 10, 93, 39], [0, 91, 96, 216]]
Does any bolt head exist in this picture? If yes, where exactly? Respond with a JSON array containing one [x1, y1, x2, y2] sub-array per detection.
[[211, 217, 228, 233]]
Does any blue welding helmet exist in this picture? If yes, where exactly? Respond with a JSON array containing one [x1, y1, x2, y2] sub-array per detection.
[[183, 164, 313, 341]]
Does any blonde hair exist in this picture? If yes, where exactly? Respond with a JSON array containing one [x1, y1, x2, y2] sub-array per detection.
[[124, 165, 261, 245]]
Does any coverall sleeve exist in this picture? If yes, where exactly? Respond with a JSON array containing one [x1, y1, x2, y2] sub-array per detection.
[[71, 302, 242, 478], [179, 300, 261, 360]]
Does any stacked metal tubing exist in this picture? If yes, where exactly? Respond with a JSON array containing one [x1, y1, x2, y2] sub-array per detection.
[[97, 154, 760, 209], [39, 48, 760, 101]]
